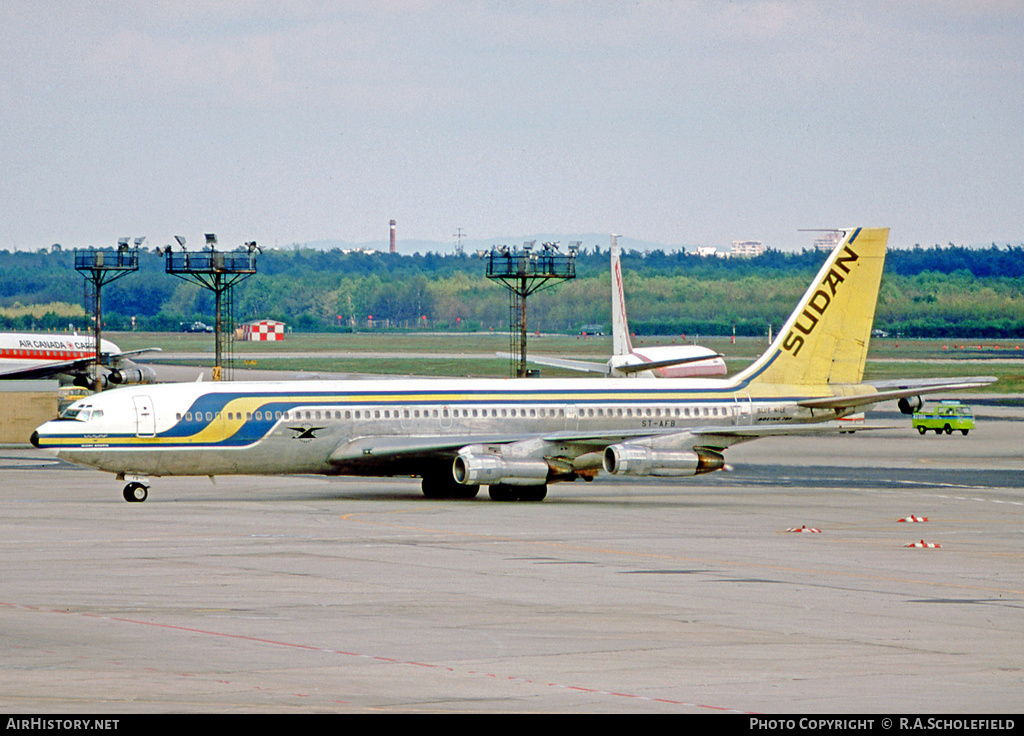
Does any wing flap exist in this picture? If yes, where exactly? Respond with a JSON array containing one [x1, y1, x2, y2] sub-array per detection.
[[329, 432, 536, 463], [654, 422, 889, 453]]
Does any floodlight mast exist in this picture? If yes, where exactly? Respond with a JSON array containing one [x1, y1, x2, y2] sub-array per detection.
[[74, 238, 143, 390], [485, 241, 576, 377], [163, 234, 257, 380]]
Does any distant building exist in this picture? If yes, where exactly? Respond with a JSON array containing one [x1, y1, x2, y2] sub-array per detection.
[[241, 319, 285, 341], [731, 240, 764, 257], [813, 232, 843, 252], [695, 246, 723, 258]]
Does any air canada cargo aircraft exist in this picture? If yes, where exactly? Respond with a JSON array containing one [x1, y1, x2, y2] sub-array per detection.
[[32, 228, 995, 503], [0, 332, 158, 387], [524, 235, 727, 378]]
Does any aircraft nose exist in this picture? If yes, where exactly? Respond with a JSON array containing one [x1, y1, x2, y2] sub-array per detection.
[[30, 430, 40, 448]]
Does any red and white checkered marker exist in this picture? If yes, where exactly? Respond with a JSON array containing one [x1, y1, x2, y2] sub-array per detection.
[[905, 540, 941, 548], [787, 525, 821, 533], [242, 319, 285, 341], [898, 515, 929, 523]]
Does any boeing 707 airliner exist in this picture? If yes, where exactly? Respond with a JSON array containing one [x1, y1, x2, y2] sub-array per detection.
[[31, 228, 995, 502], [0, 332, 158, 387]]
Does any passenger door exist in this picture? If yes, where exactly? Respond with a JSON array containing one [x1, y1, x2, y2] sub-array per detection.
[[133, 395, 156, 437]]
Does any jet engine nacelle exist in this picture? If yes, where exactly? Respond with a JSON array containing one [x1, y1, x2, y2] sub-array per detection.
[[602, 444, 725, 477], [72, 373, 109, 390], [897, 395, 923, 415], [107, 365, 157, 385], [453, 449, 550, 486]]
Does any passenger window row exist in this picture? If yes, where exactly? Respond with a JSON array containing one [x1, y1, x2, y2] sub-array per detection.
[[174, 404, 732, 422]]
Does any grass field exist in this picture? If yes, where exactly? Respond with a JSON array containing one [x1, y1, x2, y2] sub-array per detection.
[[105, 330, 1024, 392]]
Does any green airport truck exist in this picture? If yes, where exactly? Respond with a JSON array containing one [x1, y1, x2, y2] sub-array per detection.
[[912, 400, 974, 436]]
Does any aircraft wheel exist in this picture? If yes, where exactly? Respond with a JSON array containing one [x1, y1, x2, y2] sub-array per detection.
[[421, 477, 445, 499], [488, 484, 516, 502], [517, 485, 547, 502], [123, 482, 148, 503], [917, 426, 927, 435], [488, 484, 547, 502], [449, 483, 480, 500], [422, 475, 479, 500]]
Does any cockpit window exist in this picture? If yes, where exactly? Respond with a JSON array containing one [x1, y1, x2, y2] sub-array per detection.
[[60, 405, 87, 420], [58, 405, 101, 422]]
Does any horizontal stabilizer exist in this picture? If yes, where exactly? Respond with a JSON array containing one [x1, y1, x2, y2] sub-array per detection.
[[614, 353, 725, 375], [799, 376, 998, 411]]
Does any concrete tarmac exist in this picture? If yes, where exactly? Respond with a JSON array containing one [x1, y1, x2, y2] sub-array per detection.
[[0, 406, 1021, 713]]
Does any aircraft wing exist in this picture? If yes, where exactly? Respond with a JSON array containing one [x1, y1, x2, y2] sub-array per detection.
[[325, 372, 993, 473], [327, 421, 888, 470], [115, 348, 163, 361], [686, 422, 894, 453], [798, 376, 998, 411], [549, 422, 889, 455], [525, 356, 612, 374], [329, 425, 664, 463], [329, 432, 540, 463], [495, 352, 613, 375]]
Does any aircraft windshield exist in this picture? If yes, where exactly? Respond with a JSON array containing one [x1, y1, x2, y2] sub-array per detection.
[[59, 406, 101, 422]]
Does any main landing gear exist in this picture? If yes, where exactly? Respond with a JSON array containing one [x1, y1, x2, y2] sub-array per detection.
[[122, 481, 149, 503], [487, 483, 547, 502], [421, 474, 480, 500], [419, 474, 548, 502]]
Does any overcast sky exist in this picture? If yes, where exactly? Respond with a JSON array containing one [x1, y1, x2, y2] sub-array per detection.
[[2, 1, 1022, 252]]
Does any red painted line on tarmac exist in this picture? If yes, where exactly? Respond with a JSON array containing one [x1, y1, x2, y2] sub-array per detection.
[[3, 599, 752, 711]]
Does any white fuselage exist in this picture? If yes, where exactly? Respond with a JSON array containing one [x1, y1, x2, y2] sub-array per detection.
[[610, 345, 727, 377], [31, 372, 824, 479], [0, 333, 117, 378]]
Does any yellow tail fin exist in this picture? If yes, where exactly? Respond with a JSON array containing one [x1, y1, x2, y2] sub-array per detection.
[[738, 227, 889, 387]]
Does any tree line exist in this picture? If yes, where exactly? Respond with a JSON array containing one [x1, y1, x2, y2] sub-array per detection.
[[1, 243, 1022, 338]]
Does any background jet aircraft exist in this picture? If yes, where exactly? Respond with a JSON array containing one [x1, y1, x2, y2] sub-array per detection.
[[522, 235, 727, 378], [0, 332, 158, 387], [32, 228, 996, 504]]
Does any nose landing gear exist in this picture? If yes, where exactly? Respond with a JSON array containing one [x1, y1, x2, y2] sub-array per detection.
[[123, 482, 149, 503]]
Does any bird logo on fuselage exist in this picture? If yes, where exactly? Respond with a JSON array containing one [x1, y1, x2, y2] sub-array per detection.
[[289, 426, 326, 442]]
